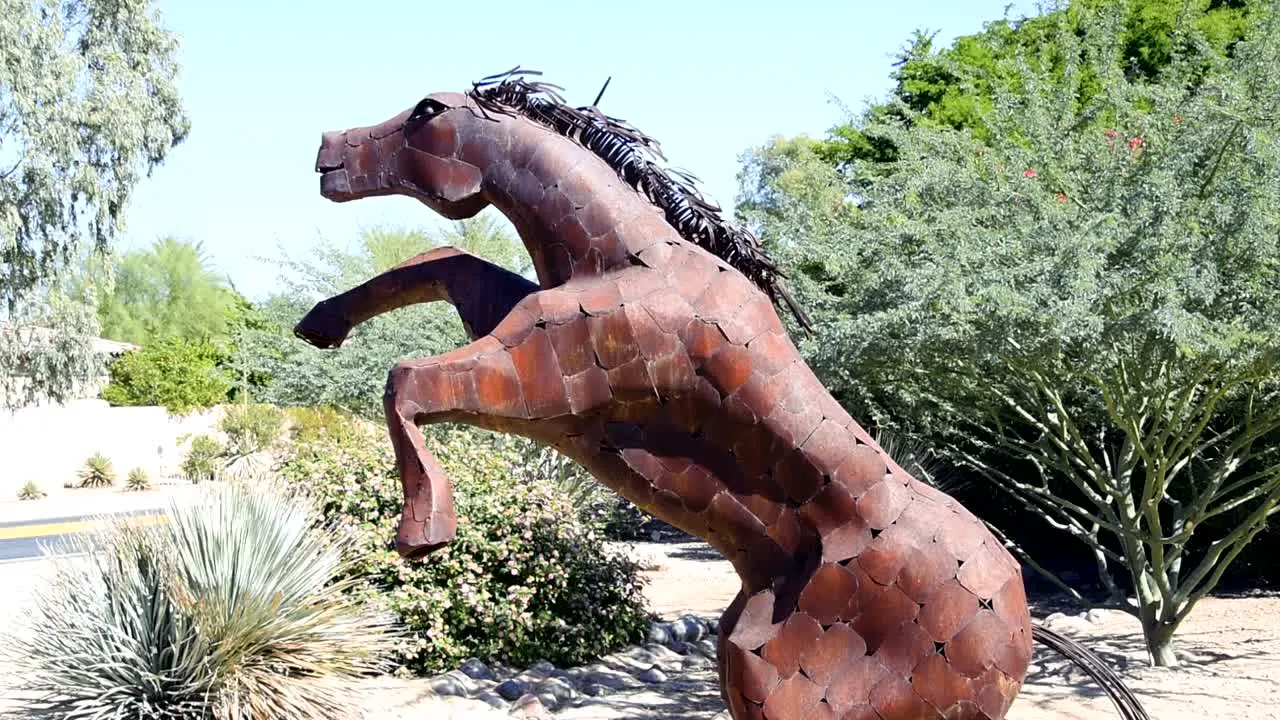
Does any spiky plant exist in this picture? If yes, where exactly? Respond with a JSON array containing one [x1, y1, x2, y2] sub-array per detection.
[[78, 452, 116, 488], [17, 480, 46, 500], [181, 435, 224, 484], [2, 477, 400, 719], [125, 467, 152, 492], [874, 428, 968, 496]]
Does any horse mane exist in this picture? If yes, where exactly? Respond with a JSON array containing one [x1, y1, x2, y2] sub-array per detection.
[[463, 67, 813, 333]]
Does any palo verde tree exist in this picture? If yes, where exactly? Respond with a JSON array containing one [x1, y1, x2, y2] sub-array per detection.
[[739, 1, 1280, 666], [0, 0, 189, 408]]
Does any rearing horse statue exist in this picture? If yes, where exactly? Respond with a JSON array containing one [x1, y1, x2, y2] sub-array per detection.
[[295, 69, 1147, 720]]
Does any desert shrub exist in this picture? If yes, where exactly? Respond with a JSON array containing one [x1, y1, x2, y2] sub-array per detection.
[[280, 425, 651, 674], [182, 435, 224, 483], [101, 337, 231, 415], [284, 405, 361, 446], [125, 467, 152, 492], [1, 479, 399, 719], [78, 452, 115, 488], [17, 480, 46, 501], [219, 403, 284, 457]]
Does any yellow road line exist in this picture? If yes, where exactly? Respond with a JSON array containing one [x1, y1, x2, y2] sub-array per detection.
[[0, 514, 166, 541]]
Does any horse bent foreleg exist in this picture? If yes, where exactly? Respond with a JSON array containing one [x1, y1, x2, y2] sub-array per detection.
[[294, 246, 538, 349]]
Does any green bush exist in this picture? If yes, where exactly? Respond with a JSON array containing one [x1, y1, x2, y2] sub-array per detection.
[[17, 480, 45, 501], [125, 467, 152, 492], [2, 479, 398, 719], [101, 337, 231, 415], [284, 405, 362, 446], [280, 426, 651, 674], [219, 403, 284, 457], [78, 452, 115, 488], [182, 435, 224, 483]]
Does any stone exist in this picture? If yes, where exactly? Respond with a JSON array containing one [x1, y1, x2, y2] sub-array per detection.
[[584, 669, 639, 690], [533, 677, 576, 706], [477, 691, 509, 709], [460, 658, 495, 681], [495, 678, 530, 701], [429, 670, 478, 697], [509, 693, 552, 718], [637, 665, 669, 684], [647, 622, 673, 646]]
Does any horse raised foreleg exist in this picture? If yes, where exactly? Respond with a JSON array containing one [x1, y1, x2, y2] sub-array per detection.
[[293, 246, 538, 348]]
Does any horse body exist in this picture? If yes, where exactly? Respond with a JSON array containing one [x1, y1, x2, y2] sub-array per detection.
[[295, 72, 1138, 720]]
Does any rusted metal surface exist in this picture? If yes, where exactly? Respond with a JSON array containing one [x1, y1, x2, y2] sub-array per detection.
[[295, 71, 1066, 720]]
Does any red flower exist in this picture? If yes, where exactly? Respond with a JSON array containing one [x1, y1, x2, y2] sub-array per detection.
[[1056, 193, 1069, 203], [1174, 115, 1182, 124], [1103, 128, 1118, 137], [1128, 136, 1144, 149], [1023, 169, 1037, 178]]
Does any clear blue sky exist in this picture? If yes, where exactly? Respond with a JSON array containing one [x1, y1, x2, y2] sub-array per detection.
[[120, 0, 1036, 301]]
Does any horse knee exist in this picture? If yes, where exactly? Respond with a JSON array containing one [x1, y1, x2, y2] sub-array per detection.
[[384, 362, 422, 420]]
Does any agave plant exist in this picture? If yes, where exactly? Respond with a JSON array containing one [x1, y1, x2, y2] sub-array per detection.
[[125, 467, 152, 492], [3, 477, 400, 719], [78, 452, 116, 488], [874, 428, 969, 496], [17, 480, 46, 500]]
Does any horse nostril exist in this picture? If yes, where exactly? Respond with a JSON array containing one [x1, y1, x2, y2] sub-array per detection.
[[315, 131, 347, 173]]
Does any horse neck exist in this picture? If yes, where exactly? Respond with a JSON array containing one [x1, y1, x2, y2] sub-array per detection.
[[460, 117, 674, 287]]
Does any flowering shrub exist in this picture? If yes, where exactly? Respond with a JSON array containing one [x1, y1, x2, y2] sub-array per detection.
[[279, 425, 650, 673]]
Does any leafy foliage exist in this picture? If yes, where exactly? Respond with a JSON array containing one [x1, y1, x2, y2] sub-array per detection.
[[101, 337, 231, 414], [740, 3, 1280, 665], [232, 217, 527, 419], [279, 425, 651, 674], [0, 0, 188, 405], [78, 452, 116, 488], [2, 478, 399, 719], [284, 405, 365, 446], [182, 434, 223, 483], [97, 237, 239, 347], [813, 0, 1263, 170]]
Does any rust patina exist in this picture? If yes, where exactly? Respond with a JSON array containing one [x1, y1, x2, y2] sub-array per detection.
[[296, 70, 1147, 720]]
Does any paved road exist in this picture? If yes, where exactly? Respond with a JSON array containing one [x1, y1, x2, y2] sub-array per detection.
[[0, 510, 163, 562]]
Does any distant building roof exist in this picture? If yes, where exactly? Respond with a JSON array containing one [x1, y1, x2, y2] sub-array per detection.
[[0, 322, 139, 356]]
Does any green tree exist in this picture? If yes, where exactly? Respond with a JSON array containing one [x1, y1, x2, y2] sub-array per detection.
[[813, 0, 1262, 170], [234, 214, 527, 418], [740, 4, 1280, 666], [101, 336, 231, 414], [0, 0, 188, 408], [98, 237, 238, 346]]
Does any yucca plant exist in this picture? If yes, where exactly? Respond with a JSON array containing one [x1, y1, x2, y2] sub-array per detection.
[[78, 452, 116, 488], [2, 477, 400, 719], [125, 467, 152, 492], [17, 480, 46, 500]]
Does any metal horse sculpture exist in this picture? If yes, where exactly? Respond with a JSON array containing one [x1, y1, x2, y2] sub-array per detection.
[[296, 70, 1148, 720]]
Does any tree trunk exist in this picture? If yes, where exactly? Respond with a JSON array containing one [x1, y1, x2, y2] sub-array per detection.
[[1140, 613, 1180, 667]]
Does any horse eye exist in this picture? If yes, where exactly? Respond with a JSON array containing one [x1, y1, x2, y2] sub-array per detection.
[[410, 98, 446, 121]]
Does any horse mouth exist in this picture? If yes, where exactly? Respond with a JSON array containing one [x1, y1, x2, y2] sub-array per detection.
[[317, 166, 352, 200]]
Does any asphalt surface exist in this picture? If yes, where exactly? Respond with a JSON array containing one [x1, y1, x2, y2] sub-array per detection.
[[0, 510, 162, 562]]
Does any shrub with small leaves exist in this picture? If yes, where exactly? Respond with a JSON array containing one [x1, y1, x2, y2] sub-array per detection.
[[219, 403, 284, 457], [125, 467, 152, 492], [280, 425, 651, 674], [17, 480, 46, 501], [284, 405, 362, 446], [78, 453, 115, 488], [182, 435, 224, 483]]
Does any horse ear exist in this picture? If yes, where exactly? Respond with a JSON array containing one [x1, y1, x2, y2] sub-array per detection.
[[405, 148, 483, 202]]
